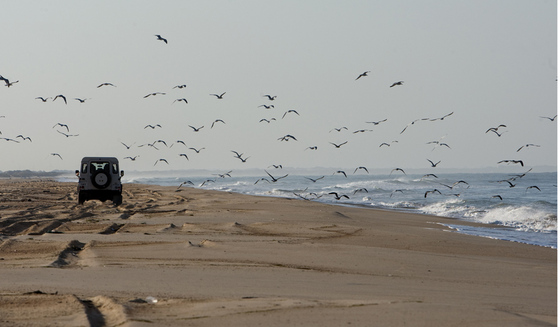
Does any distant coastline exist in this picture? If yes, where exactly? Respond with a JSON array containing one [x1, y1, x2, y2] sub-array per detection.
[[0, 165, 556, 179], [0, 170, 70, 179]]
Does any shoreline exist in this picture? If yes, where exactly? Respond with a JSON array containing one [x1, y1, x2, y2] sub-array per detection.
[[127, 177, 558, 249], [0, 180, 556, 326], [32, 179, 560, 248]]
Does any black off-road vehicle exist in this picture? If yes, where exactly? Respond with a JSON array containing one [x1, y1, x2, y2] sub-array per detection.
[[76, 157, 124, 205]]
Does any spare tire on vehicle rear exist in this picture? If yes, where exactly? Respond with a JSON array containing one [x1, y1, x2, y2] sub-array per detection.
[[91, 171, 111, 189]]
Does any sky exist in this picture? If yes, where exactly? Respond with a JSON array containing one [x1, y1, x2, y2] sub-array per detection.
[[0, 0, 556, 174]]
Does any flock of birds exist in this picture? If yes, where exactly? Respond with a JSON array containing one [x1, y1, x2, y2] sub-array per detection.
[[0, 33, 556, 204]]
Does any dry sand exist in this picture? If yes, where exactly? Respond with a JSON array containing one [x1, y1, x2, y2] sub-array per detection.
[[0, 180, 556, 326]]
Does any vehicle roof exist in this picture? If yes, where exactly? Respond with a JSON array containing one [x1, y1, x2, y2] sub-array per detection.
[[81, 157, 119, 162]]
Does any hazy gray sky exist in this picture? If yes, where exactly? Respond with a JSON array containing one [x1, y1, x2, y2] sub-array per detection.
[[0, 0, 556, 173]]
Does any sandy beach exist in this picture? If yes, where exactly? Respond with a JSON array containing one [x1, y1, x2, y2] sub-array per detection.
[[0, 180, 556, 326]]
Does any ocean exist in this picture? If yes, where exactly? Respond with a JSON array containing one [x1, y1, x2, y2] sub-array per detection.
[[113, 171, 556, 248]]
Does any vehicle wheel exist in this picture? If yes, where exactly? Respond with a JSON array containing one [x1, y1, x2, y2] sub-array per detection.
[[78, 192, 86, 204], [91, 171, 111, 188], [112, 194, 123, 206]]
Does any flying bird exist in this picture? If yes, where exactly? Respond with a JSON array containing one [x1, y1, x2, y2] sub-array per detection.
[[144, 124, 162, 129], [35, 97, 51, 102], [328, 192, 349, 200], [254, 178, 271, 185], [389, 81, 404, 87], [74, 98, 89, 103], [355, 71, 370, 80], [97, 82, 115, 88], [485, 125, 507, 136], [179, 153, 189, 160], [144, 92, 166, 98], [189, 147, 205, 153], [210, 92, 226, 99], [452, 180, 469, 188], [215, 171, 233, 178], [366, 119, 387, 125], [258, 104, 274, 109], [305, 146, 318, 150], [155, 34, 168, 43], [120, 142, 134, 149], [4, 79, 19, 87], [231, 150, 244, 159], [278, 134, 297, 142], [211, 119, 226, 128], [427, 159, 441, 167], [177, 181, 194, 189], [231, 150, 249, 162], [305, 176, 324, 183], [57, 130, 79, 137], [429, 112, 454, 121], [516, 144, 540, 152], [334, 170, 347, 178], [282, 110, 300, 119], [51, 153, 63, 160], [330, 141, 348, 148], [189, 125, 204, 132], [0, 75, 15, 87], [173, 98, 188, 105], [124, 156, 139, 161], [16, 135, 32, 142], [540, 115, 557, 121], [424, 189, 442, 198], [138, 142, 159, 150], [330, 127, 348, 132], [263, 94, 277, 100], [264, 170, 288, 182], [498, 160, 524, 167], [391, 168, 406, 175], [0, 137, 19, 143], [173, 84, 187, 89], [400, 118, 429, 134], [486, 124, 507, 132], [491, 195, 503, 201], [200, 179, 216, 187], [354, 166, 369, 174], [53, 94, 67, 104], [508, 168, 533, 180], [235, 155, 250, 163], [526, 185, 541, 192], [487, 129, 507, 137], [154, 158, 169, 166], [53, 123, 70, 132]]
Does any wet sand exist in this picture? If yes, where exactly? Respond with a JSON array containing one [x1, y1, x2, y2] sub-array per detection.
[[0, 180, 556, 326]]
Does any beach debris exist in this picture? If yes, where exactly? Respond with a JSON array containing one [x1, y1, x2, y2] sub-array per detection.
[[188, 240, 203, 247]]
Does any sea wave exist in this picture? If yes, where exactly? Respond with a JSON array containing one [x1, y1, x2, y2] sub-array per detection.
[[476, 206, 557, 232]]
